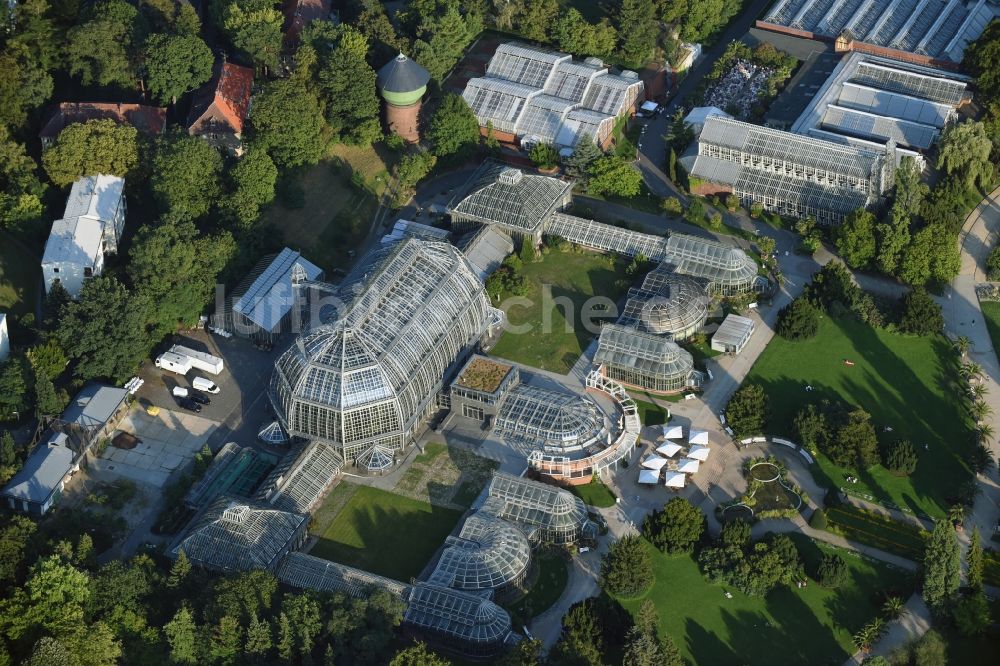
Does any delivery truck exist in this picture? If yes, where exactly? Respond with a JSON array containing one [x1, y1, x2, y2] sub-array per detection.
[[169, 345, 224, 375], [155, 351, 193, 375]]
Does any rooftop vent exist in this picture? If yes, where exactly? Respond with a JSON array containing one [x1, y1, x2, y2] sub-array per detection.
[[498, 168, 524, 186]]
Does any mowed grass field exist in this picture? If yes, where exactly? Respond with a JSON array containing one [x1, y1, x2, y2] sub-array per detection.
[[980, 300, 1000, 362], [745, 315, 971, 518], [489, 248, 630, 373], [309, 482, 462, 581], [619, 536, 914, 665]]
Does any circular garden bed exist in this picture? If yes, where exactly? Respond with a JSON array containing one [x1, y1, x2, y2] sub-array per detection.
[[748, 462, 781, 483], [720, 504, 754, 523]]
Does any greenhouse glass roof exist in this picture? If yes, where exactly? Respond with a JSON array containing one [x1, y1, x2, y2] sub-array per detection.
[[620, 270, 709, 337], [270, 238, 495, 455], [594, 324, 695, 383], [429, 512, 531, 592], [662, 234, 759, 292], [545, 61, 602, 102], [357, 443, 395, 472], [462, 77, 539, 134], [449, 162, 571, 234], [482, 472, 591, 538], [277, 552, 410, 597], [404, 583, 513, 653], [486, 43, 567, 87], [171, 495, 306, 573], [495, 384, 606, 455]]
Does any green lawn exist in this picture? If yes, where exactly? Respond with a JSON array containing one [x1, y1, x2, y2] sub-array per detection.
[[489, 248, 630, 373], [568, 478, 617, 507], [980, 301, 1000, 363], [823, 504, 928, 562], [309, 483, 462, 581], [0, 228, 41, 321], [619, 537, 914, 665], [745, 315, 972, 518], [632, 398, 671, 426], [507, 550, 569, 623]]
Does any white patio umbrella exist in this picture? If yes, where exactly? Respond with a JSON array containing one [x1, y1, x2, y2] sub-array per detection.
[[642, 456, 668, 470], [656, 441, 683, 457], [687, 444, 711, 461], [664, 471, 686, 488], [662, 424, 684, 440], [688, 429, 709, 445], [677, 457, 700, 474], [638, 469, 660, 484]]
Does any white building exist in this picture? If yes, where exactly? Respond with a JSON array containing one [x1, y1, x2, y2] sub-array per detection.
[[0, 313, 8, 362], [41, 174, 127, 297]]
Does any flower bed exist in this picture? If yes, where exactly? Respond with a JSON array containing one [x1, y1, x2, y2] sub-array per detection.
[[824, 505, 928, 562]]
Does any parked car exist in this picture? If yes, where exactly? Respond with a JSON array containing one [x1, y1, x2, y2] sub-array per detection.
[[192, 376, 220, 394], [188, 391, 211, 405], [176, 397, 202, 413]]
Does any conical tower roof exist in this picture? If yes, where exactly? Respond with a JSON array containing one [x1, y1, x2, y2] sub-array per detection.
[[377, 53, 430, 94]]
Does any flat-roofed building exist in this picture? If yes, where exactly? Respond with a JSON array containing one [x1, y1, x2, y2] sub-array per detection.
[[712, 313, 756, 354], [1, 432, 77, 515]]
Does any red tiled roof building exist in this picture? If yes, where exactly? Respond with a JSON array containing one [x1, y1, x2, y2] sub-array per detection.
[[187, 60, 255, 154], [39, 103, 167, 147]]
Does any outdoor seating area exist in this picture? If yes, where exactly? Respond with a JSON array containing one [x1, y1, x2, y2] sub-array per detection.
[[637, 425, 712, 489]]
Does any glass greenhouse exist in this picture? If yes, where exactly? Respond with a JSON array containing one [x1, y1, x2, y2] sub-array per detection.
[[429, 511, 532, 602], [494, 384, 607, 456], [357, 443, 395, 473], [270, 239, 498, 462], [662, 234, 761, 295], [620, 270, 709, 340], [255, 439, 343, 514], [481, 472, 593, 545], [449, 162, 572, 243], [277, 552, 410, 598], [403, 583, 514, 659], [594, 324, 698, 394], [170, 495, 308, 574]]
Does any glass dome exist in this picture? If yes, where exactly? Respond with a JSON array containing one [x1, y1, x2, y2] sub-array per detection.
[[594, 323, 697, 393], [481, 472, 592, 545], [429, 512, 532, 600], [494, 384, 607, 455], [621, 270, 708, 340], [403, 582, 513, 659], [270, 239, 495, 461]]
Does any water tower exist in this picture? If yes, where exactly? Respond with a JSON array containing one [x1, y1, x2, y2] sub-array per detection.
[[376, 53, 430, 143]]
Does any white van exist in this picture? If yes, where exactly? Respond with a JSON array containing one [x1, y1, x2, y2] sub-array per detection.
[[192, 376, 220, 394], [169, 345, 224, 375], [155, 352, 192, 375]]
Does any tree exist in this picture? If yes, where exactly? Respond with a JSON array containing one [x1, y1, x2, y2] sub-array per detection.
[[911, 629, 946, 666], [0, 126, 46, 229], [151, 135, 223, 221], [207, 570, 278, 626], [516, 0, 559, 43], [562, 138, 602, 181], [42, 119, 140, 186], [642, 496, 705, 554], [967, 527, 984, 592], [553, 9, 616, 58], [831, 408, 879, 469], [249, 78, 326, 168], [395, 151, 437, 193], [964, 19, 1000, 114], [220, 148, 277, 229], [0, 555, 91, 645], [898, 288, 943, 336], [809, 508, 828, 529], [56, 276, 151, 383], [221, 0, 284, 71], [65, 0, 143, 88], [389, 643, 451, 666], [275, 612, 292, 662], [622, 625, 665, 666], [936, 120, 994, 188], [952, 592, 990, 636], [529, 142, 560, 170], [0, 43, 54, 130], [428, 93, 480, 160], [587, 156, 642, 197], [685, 198, 706, 225], [666, 110, 695, 151], [725, 383, 769, 437], [662, 196, 682, 215], [34, 372, 67, 418], [281, 592, 322, 660], [921, 520, 960, 613], [244, 614, 272, 660], [317, 31, 381, 144], [892, 156, 929, 215], [0, 515, 36, 585], [410, 1, 482, 80], [164, 606, 199, 665], [601, 535, 653, 597], [816, 553, 848, 587], [166, 549, 191, 590], [776, 297, 820, 341], [549, 599, 605, 666], [209, 616, 241, 665], [875, 204, 911, 276], [616, 0, 658, 69], [834, 209, 877, 268], [141, 0, 201, 34], [0, 356, 30, 421], [885, 439, 918, 476], [144, 33, 214, 105]]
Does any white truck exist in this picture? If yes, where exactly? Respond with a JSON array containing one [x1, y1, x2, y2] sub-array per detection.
[[169, 345, 224, 375], [155, 351, 193, 375]]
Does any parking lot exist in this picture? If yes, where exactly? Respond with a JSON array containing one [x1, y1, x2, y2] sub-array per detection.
[[90, 406, 218, 487], [135, 329, 281, 441]]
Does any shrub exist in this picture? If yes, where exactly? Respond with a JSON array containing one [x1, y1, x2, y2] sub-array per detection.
[[824, 488, 843, 508], [708, 211, 723, 229], [601, 535, 654, 597], [662, 196, 682, 215], [529, 142, 560, 170], [519, 240, 537, 263], [885, 439, 918, 476], [809, 508, 828, 530], [725, 194, 740, 211], [750, 202, 764, 218], [987, 246, 1000, 281], [642, 497, 706, 554], [776, 297, 820, 340], [725, 384, 770, 437], [684, 198, 706, 225], [816, 553, 848, 587], [721, 519, 751, 549]]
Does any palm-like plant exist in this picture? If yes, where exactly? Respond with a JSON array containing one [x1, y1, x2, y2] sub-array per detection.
[[970, 400, 993, 422], [948, 503, 965, 527], [956, 336, 972, 357], [963, 362, 985, 381], [978, 423, 995, 444], [882, 596, 905, 619], [969, 383, 988, 401], [852, 618, 887, 653]]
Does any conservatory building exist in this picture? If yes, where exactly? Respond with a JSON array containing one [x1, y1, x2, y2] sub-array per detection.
[[594, 324, 700, 394], [270, 238, 501, 462], [620, 270, 709, 341], [403, 583, 515, 659], [481, 472, 595, 545]]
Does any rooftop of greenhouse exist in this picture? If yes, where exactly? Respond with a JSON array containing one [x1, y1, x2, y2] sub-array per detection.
[[761, 0, 998, 64], [428, 512, 532, 593], [403, 583, 514, 652], [171, 495, 306, 574], [620, 270, 709, 337], [481, 472, 591, 536], [449, 161, 572, 234], [594, 324, 696, 378], [454, 356, 515, 394], [495, 384, 607, 455], [277, 551, 410, 598]]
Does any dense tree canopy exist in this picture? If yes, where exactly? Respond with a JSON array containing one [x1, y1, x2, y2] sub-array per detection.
[[725, 383, 769, 436], [601, 535, 654, 597], [834, 209, 877, 268], [317, 30, 381, 144], [42, 119, 140, 186], [936, 120, 995, 189], [222, 148, 278, 228], [776, 297, 820, 341], [151, 135, 223, 221], [616, 0, 658, 69], [552, 9, 617, 59], [65, 0, 144, 88], [144, 33, 214, 105], [0, 43, 54, 131], [249, 79, 326, 168], [922, 520, 960, 613], [642, 497, 705, 554], [587, 156, 642, 198], [0, 127, 46, 229], [898, 288, 943, 336], [428, 93, 480, 160], [218, 0, 284, 71]]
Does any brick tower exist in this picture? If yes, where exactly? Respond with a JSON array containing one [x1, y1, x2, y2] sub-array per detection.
[[376, 53, 430, 143]]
